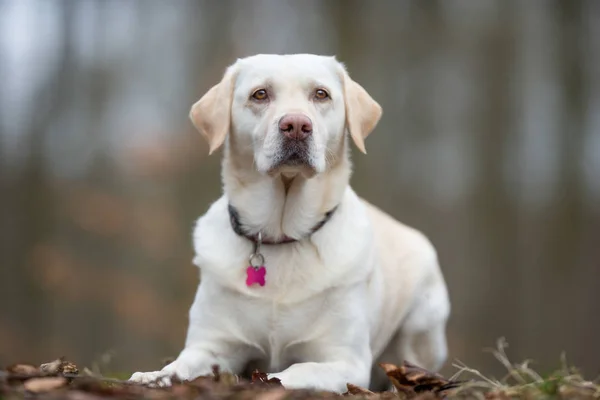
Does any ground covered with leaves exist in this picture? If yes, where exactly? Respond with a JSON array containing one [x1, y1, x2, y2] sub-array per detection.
[[1, 341, 598, 399]]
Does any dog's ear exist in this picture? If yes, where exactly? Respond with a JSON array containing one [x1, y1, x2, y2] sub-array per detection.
[[340, 65, 382, 154], [189, 66, 237, 155]]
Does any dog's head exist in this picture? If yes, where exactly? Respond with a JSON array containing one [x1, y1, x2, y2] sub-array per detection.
[[190, 54, 382, 177]]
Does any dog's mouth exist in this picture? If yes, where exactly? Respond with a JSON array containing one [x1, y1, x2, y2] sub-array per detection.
[[268, 140, 315, 176], [278, 140, 311, 165]]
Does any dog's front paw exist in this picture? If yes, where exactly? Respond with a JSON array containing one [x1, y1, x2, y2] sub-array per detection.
[[129, 370, 174, 387], [267, 372, 304, 390]]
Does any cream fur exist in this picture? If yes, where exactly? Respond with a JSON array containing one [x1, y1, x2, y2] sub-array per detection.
[[130, 54, 450, 393]]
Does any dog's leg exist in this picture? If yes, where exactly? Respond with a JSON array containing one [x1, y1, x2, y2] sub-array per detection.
[[265, 283, 373, 393], [370, 341, 397, 391], [130, 285, 251, 386], [371, 326, 447, 391], [268, 357, 371, 393], [396, 324, 447, 372], [394, 276, 450, 372], [129, 343, 249, 386]]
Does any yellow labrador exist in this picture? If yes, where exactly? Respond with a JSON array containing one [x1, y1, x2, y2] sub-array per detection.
[[130, 54, 450, 393]]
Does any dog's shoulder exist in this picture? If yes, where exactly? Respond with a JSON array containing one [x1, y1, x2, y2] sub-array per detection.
[[191, 196, 251, 272], [192, 196, 230, 240], [359, 198, 440, 277], [360, 198, 434, 250], [359, 198, 449, 323]]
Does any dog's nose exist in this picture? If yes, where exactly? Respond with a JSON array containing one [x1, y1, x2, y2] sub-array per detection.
[[279, 114, 313, 140]]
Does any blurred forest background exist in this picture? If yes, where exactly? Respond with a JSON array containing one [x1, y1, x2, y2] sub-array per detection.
[[0, 0, 599, 380]]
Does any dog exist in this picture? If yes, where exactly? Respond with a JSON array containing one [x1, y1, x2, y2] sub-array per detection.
[[130, 54, 450, 393]]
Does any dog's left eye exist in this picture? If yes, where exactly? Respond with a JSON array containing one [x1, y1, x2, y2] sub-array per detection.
[[314, 89, 329, 100], [252, 89, 268, 101]]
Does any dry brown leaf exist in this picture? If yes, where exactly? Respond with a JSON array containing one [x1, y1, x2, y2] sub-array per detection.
[[23, 376, 68, 393], [251, 370, 283, 387], [40, 358, 64, 374], [6, 363, 40, 376], [62, 361, 80, 375], [211, 364, 221, 381], [40, 357, 79, 376], [380, 361, 462, 396], [345, 382, 375, 396]]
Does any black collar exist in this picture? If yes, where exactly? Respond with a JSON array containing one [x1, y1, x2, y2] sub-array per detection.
[[228, 204, 338, 245]]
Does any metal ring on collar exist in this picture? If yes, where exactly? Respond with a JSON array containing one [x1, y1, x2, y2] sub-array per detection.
[[249, 253, 265, 268]]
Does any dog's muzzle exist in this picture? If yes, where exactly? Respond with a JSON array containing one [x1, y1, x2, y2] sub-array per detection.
[[278, 113, 313, 166]]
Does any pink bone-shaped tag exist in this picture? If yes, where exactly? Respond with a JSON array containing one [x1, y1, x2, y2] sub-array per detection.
[[246, 266, 266, 287]]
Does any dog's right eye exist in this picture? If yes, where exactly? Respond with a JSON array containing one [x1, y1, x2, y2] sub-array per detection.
[[251, 89, 268, 101]]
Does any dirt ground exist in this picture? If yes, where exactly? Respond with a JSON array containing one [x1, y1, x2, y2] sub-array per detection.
[[2, 342, 598, 400]]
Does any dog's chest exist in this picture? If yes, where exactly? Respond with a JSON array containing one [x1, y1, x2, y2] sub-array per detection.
[[263, 302, 305, 370], [194, 195, 372, 300], [199, 233, 351, 303], [242, 292, 330, 368]]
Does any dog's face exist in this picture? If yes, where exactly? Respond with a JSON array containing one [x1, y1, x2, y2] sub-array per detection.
[[231, 55, 347, 176], [190, 54, 382, 177]]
